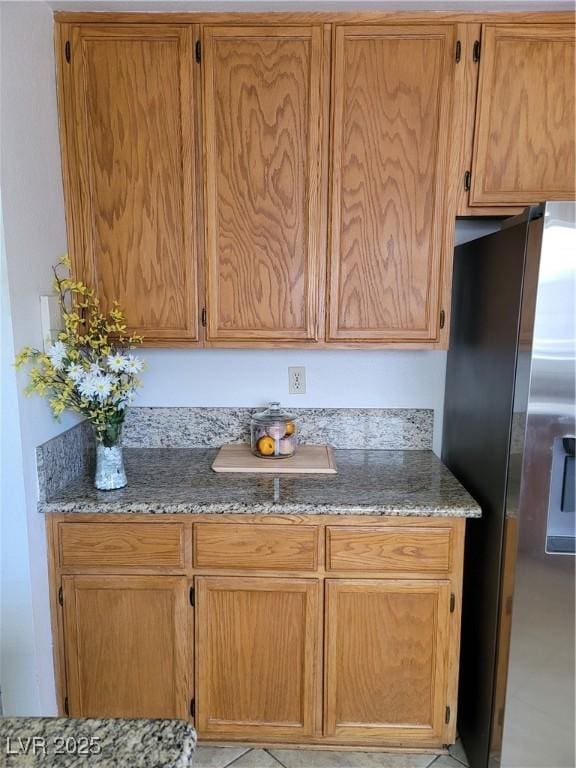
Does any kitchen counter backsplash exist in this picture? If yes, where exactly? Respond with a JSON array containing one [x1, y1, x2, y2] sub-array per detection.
[[122, 406, 433, 449], [37, 407, 432, 501], [37, 419, 94, 502]]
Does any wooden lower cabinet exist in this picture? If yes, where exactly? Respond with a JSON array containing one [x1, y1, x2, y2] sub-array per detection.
[[324, 579, 452, 745], [49, 515, 464, 748], [61, 575, 190, 719], [196, 576, 321, 741]]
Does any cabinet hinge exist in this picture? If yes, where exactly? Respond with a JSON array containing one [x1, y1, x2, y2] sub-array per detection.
[[195, 40, 201, 63], [455, 40, 462, 63], [473, 40, 481, 63], [201, 308, 207, 328], [440, 309, 446, 330], [64, 697, 69, 716], [65, 40, 71, 63], [58, 586, 63, 606], [445, 705, 451, 724], [190, 698, 195, 718], [450, 593, 455, 613], [464, 170, 472, 192], [189, 586, 195, 607]]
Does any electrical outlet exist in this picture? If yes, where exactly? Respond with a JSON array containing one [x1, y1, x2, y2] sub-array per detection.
[[288, 366, 306, 395]]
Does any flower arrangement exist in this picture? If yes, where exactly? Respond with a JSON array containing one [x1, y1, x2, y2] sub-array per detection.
[[15, 255, 144, 452]]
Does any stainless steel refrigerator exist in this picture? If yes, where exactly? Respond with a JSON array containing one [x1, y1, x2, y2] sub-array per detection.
[[442, 202, 575, 768]]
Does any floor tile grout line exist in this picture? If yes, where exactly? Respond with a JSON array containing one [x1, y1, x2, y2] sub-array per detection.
[[263, 747, 447, 768], [198, 745, 467, 768], [217, 746, 254, 768], [264, 749, 288, 768], [263, 747, 290, 768]]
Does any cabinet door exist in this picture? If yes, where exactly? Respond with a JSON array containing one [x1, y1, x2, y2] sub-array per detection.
[[62, 24, 198, 343], [202, 26, 327, 344], [62, 575, 189, 718], [325, 579, 451, 745], [196, 576, 320, 740], [470, 24, 576, 205], [328, 26, 456, 344]]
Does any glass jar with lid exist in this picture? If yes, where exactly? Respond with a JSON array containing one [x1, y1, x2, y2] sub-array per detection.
[[250, 402, 298, 459]]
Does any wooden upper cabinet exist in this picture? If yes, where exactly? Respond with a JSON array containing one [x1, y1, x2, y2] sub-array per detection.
[[324, 579, 452, 744], [470, 24, 576, 205], [202, 26, 327, 343], [196, 576, 320, 740], [60, 24, 198, 343], [62, 575, 189, 718], [328, 25, 457, 344]]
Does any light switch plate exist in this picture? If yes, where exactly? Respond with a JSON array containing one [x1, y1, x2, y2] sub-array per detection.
[[40, 294, 63, 350]]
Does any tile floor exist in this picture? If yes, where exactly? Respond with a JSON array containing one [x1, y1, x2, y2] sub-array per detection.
[[194, 738, 469, 768]]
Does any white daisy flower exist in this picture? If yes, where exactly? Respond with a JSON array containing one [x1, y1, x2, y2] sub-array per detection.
[[106, 353, 126, 372], [114, 388, 136, 410], [46, 340, 67, 371], [88, 362, 102, 375], [78, 372, 113, 400], [66, 362, 85, 382], [78, 373, 99, 399], [121, 354, 144, 375], [92, 374, 114, 402]]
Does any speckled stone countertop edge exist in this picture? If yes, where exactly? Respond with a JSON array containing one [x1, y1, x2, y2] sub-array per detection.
[[37, 447, 482, 519], [0, 717, 196, 768], [39, 500, 481, 517]]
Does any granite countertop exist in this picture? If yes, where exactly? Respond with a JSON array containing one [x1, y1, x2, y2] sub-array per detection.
[[39, 447, 481, 517], [0, 717, 196, 768]]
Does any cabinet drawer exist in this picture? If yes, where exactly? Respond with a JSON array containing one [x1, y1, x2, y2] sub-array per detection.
[[194, 523, 318, 571], [57, 523, 185, 568], [326, 526, 453, 573]]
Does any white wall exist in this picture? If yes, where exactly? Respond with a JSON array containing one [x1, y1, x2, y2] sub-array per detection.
[[0, 198, 41, 715], [136, 349, 448, 452], [1, 0, 78, 714]]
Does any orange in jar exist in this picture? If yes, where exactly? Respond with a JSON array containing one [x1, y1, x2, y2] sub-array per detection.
[[257, 436, 276, 456]]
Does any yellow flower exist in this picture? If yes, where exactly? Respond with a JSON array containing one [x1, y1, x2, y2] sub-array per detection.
[[16, 258, 144, 423], [14, 347, 33, 368]]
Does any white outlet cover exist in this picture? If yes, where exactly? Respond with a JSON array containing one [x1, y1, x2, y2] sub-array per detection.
[[288, 366, 306, 395]]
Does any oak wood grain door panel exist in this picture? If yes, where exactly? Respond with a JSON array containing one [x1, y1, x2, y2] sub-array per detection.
[[202, 26, 327, 343], [194, 522, 319, 571], [470, 24, 576, 205], [326, 526, 453, 573], [324, 579, 451, 744], [196, 576, 320, 739], [64, 24, 198, 343], [62, 575, 189, 718], [328, 25, 457, 344], [58, 522, 186, 569]]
